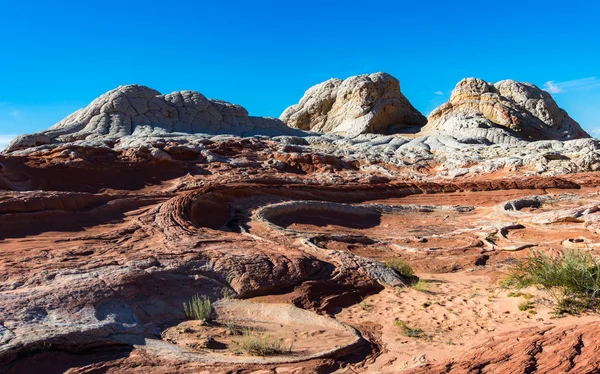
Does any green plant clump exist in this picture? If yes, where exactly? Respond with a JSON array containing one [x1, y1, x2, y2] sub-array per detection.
[[412, 279, 431, 293], [384, 258, 414, 278], [183, 295, 213, 321], [360, 300, 374, 312], [237, 328, 292, 356], [518, 300, 535, 311], [503, 249, 600, 314], [393, 319, 426, 338]]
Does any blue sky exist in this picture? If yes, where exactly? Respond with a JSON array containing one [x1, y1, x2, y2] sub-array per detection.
[[1, 0, 599, 149]]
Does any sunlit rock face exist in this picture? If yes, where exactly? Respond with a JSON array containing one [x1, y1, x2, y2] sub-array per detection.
[[422, 77, 590, 144], [280, 72, 427, 136]]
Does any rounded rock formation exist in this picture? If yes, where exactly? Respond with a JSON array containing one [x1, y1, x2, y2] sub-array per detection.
[[280, 72, 427, 136], [5, 85, 304, 153], [421, 77, 590, 143]]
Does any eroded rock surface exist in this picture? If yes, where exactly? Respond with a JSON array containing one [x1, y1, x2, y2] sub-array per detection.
[[422, 77, 590, 143], [280, 72, 427, 136], [5, 85, 304, 153]]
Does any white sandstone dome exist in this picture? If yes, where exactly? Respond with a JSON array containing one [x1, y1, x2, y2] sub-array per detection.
[[280, 72, 427, 136]]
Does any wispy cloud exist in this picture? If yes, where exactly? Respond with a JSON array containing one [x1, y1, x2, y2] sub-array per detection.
[[434, 91, 444, 95], [544, 81, 563, 94], [543, 77, 600, 94], [0, 134, 18, 151], [10, 110, 21, 119]]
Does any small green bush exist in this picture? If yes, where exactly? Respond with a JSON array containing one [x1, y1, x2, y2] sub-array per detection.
[[360, 300, 373, 312], [507, 291, 534, 299], [555, 297, 588, 315], [412, 279, 431, 293], [394, 319, 425, 338], [518, 300, 535, 311], [503, 249, 600, 314], [384, 258, 414, 278], [237, 328, 291, 356], [183, 295, 213, 321]]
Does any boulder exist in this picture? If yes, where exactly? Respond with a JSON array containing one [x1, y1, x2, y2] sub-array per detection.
[[421, 78, 590, 143], [5, 85, 304, 153], [280, 72, 427, 136]]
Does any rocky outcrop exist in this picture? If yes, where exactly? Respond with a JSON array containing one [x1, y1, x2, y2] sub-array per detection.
[[4, 85, 304, 153], [280, 72, 427, 136], [422, 78, 590, 143]]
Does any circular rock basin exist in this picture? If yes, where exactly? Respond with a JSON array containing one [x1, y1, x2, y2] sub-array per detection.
[[266, 201, 382, 231], [258, 201, 476, 238], [140, 300, 361, 364]]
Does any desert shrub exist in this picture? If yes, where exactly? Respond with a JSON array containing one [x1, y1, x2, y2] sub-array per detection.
[[224, 322, 242, 335], [237, 328, 291, 356], [384, 258, 414, 278], [393, 319, 425, 338], [507, 291, 534, 299], [360, 300, 373, 312], [183, 295, 213, 321], [485, 233, 497, 245], [503, 249, 600, 314], [412, 279, 431, 293], [518, 300, 535, 311]]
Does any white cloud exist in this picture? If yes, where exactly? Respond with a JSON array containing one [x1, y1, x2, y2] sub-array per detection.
[[0, 134, 18, 151], [543, 81, 563, 93], [543, 77, 600, 94], [434, 91, 444, 95], [10, 110, 21, 119]]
